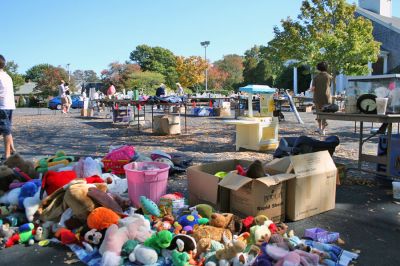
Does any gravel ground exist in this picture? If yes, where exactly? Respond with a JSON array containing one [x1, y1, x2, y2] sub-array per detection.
[[1, 107, 399, 265]]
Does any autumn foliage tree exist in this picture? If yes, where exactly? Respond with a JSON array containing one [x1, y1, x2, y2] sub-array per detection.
[[35, 66, 70, 96], [101, 62, 141, 91], [214, 54, 244, 90], [207, 66, 229, 91], [175, 56, 208, 89]]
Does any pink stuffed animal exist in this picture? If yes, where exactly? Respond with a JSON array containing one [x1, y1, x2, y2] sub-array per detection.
[[99, 214, 153, 266]]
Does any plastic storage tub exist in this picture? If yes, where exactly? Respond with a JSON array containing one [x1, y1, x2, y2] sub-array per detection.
[[124, 162, 170, 208]]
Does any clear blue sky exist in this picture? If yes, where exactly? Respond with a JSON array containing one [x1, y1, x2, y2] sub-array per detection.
[[2, 0, 399, 75]]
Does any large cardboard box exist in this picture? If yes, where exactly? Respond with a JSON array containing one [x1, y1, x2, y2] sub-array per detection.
[[153, 115, 181, 135], [219, 171, 295, 223], [187, 160, 252, 212], [266, 151, 337, 221]]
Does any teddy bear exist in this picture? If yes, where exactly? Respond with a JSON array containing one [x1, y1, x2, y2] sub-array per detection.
[[4, 153, 37, 179], [0, 165, 21, 195], [192, 213, 234, 244], [36, 180, 108, 223]]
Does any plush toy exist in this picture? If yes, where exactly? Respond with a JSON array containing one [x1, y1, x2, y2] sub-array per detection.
[[168, 234, 197, 253], [178, 214, 201, 229], [55, 227, 79, 245], [153, 215, 175, 232], [18, 180, 41, 209], [232, 245, 260, 266], [4, 153, 37, 179], [144, 230, 173, 254], [129, 244, 159, 265], [35, 151, 74, 173], [0, 165, 21, 195], [215, 238, 246, 261], [0, 223, 15, 241], [18, 223, 35, 245], [101, 173, 127, 194], [87, 188, 124, 214], [34, 226, 49, 242], [40, 170, 77, 197], [37, 180, 108, 222], [246, 160, 265, 179], [265, 244, 320, 266], [0, 205, 16, 215], [73, 157, 102, 179], [81, 228, 104, 252], [194, 204, 214, 220], [23, 190, 41, 222], [99, 214, 153, 266], [171, 250, 190, 266], [250, 219, 274, 245], [0, 187, 21, 206], [87, 207, 120, 230], [192, 225, 233, 244], [140, 196, 160, 217]]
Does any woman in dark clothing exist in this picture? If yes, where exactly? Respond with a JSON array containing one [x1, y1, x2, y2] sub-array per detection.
[[311, 62, 332, 136]]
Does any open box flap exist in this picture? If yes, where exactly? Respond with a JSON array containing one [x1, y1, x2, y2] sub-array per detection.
[[256, 173, 296, 186], [219, 171, 252, 191], [265, 157, 292, 175], [290, 150, 337, 178]]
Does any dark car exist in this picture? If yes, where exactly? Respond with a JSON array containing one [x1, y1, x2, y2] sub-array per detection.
[[48, 95, 84, 110]]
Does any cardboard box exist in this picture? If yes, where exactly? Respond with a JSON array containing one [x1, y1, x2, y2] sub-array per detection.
[[153, 115, 181, 135], [219, 171, 295, 223], [187, 160, 252, 211], [266, 151, 337, 221]]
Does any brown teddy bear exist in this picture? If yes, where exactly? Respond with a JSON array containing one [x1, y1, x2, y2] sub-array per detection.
[[36, 180, 108, 222], [0, 165, 20, 195], [192, 212, 234, 243], [4, 153, 37, 179], [210, 213, 242, 234]]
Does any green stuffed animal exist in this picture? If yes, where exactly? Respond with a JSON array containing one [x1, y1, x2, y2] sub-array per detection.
[[19, 223, 35, 245], [35, 151, 75, 173], [171, 250, 190, 266], [143, 230, 172, 254]]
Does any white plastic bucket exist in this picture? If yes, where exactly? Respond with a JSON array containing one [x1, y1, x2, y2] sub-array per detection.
[[376, 98, 388, 115], [393, 181, 400, 200]]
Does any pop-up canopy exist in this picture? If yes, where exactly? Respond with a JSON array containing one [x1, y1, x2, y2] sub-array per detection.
[[239, 85, 276, 117], [239, 84, 276, 94]]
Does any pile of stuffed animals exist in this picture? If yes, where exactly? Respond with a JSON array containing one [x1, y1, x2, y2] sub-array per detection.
[[0, 147, 357, 266]]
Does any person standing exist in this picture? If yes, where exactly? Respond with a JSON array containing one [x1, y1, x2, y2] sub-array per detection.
[[64, 82, 72, 113], [155, 83, 166, 110], [58, 80, 67, 113], [107, 82, 116, 98], [0, 55, 16, 159], [311, 61, 332, 135], [176, 83, 184, 96]]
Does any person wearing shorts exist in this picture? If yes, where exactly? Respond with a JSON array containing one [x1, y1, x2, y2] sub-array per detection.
[[0, 55, 16, 159]]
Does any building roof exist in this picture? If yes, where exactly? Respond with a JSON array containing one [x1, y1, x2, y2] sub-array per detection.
[[356, 7, 400, 34], [15, 82, 41, 95]]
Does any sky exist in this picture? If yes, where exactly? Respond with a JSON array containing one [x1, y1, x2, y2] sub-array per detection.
[[1, 0, 400, 75]]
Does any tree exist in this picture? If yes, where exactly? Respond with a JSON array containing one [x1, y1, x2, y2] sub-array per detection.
[[129, 45, 178, 87], [270, 0, 380, 93], [214, 54, 244, 90], [125, 71, 165, 95], [25, 64, 52, 82], [36, 66, 69, 96], [175, 56, 208, 90], [101, 62, 141, 91], [242, 46, 279, 86], [73, 70, 100, 84], [207, 65, 229, 91], [5, 61, 25, 89]]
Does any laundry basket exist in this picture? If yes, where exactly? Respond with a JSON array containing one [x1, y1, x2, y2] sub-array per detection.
[[124, 162, 170, 208]]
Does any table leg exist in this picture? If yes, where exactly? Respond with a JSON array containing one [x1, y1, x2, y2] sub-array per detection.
[[185, 103, 187, 134], [151, 104, 154, 133], [137, 106, 140, 131], [386, 123, 393, 177], [354, 121, 357, 134], [358, 121, 363, 170], [143, 104, 146, 121]]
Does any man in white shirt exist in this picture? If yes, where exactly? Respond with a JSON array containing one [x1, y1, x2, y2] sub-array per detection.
[[0, 55, 16, 159]]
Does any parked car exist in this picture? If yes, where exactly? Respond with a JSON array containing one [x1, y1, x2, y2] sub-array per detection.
[[48, 95, 84, 110]]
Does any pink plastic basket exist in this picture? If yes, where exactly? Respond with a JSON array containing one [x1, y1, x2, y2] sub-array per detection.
[[124, 162, 170, 208]]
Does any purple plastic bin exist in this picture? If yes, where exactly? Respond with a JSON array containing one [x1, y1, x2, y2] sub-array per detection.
[[304, 228, 339, 243]]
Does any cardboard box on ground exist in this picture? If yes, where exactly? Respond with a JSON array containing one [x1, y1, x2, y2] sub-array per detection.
[[265, 150, 337, 221], [187, 150, 337, 223]]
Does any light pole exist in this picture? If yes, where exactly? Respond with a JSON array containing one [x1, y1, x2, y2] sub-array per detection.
[[200, 41, 210, 91], [66, 63, 71, 82]]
